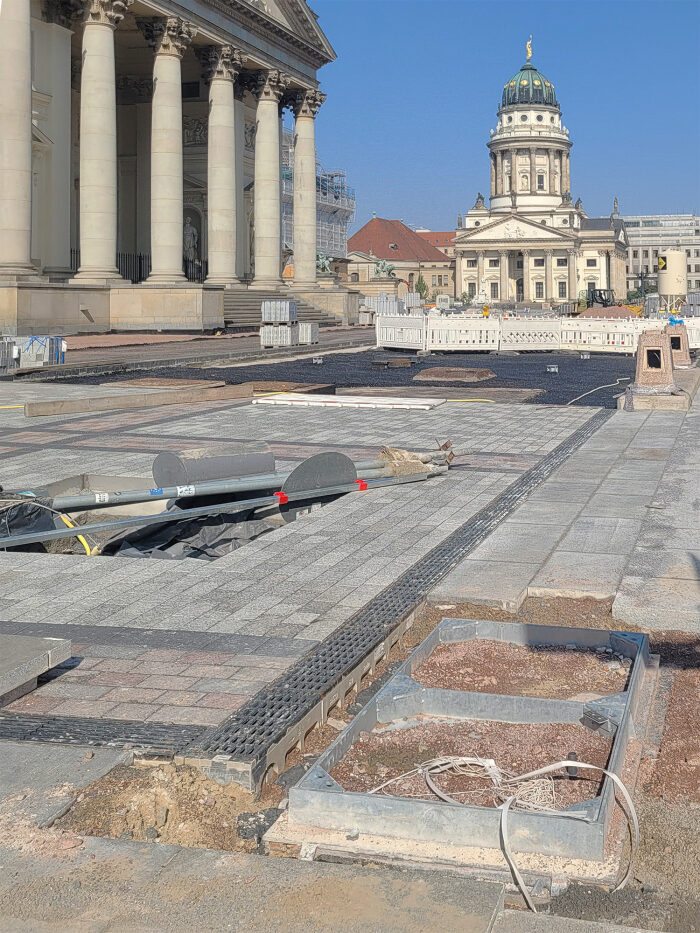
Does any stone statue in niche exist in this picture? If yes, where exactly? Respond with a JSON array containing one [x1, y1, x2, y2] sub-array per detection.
[[183, 216, 199, 261], [244, 122, 257, 151], [183, 117, 207, 147]]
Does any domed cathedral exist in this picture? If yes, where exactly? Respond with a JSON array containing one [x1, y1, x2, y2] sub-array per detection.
[[454, 39, 628, 306]]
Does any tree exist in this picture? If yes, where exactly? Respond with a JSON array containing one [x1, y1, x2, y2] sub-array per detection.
[[415, 273, 429, 300]]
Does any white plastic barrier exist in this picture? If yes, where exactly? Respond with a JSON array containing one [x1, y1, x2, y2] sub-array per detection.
[[426, 313, 499, 350], [376, 312, 700, 355], [375, 314, 426, 350], [500, 316, 561, 351]]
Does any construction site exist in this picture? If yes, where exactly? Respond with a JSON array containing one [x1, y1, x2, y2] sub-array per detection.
[[0, 296, 698, 933]]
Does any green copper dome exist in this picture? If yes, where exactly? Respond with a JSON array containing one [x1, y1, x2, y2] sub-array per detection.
[[501, 62, 557, 108]]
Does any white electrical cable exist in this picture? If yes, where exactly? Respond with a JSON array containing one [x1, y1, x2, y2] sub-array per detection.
[[368, 755, 639, 914], [566, 377, 630, 406]]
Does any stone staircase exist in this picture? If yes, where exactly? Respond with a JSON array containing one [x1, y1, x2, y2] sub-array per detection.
[[223, 286, 339, 330]]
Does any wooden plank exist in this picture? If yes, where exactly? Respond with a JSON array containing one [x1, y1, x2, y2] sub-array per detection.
[[101, 377, 226, 389], [24, 384, 253, 418]]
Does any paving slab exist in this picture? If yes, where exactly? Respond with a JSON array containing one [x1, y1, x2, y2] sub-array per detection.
[[528, 551, 628, 600], [555, 517, 643, 556], [430, 559, 539, 611], [612, 574, 700, 632], [0, 634, 71, 703], [466, 522, 566, 564]]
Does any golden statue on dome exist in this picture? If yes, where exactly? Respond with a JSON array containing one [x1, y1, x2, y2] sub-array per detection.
[[526, 35, 533, 62]]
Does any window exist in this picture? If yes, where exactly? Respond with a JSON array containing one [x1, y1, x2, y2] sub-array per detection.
[[688, 266, 692, 273], [687, 250, 692, 257], [521, 114, 527, 122], [466, 259, 477, 268], [535, 281, 544, 298], [534, 257, 545, 267], [695, 251, 700, 258], [488, 258, 500, 268], [586, 258, 597, 267], [490, 283, 499, 299], [633, 250, 638, 259], [626, 265, 629, 273], [643, 250, 649, 258], [474, 221, 481, 226], [517, 260, 523, 269], [432, 275, 437, 286], [468, 282, 476, 297], [587, 281, 596, 291], [537, 174, 545, 190], [507, 116, 513, 123], [556, 258, 567, 267], [350, 272, 359, 283], [695, 265, 700, 273], [558, 282, 567, 298], [536, 114, 543, 122]]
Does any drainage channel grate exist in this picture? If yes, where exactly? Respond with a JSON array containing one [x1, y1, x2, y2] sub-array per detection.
[[185, 409, 613, 776], [0, 713, 204, 750]]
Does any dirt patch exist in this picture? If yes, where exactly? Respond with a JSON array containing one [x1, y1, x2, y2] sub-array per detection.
[[413, 638, 629, 699], [56, 762, 284, 851], [413, 366, 495, 383], [329, 719, 611, 809]]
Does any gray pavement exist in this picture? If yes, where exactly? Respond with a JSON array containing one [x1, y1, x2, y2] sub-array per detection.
[[433, 408, 700, 630]]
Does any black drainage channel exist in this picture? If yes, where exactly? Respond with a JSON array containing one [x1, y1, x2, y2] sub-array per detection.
[[0, 408, 611, 767], [184, 408, 613, 785]]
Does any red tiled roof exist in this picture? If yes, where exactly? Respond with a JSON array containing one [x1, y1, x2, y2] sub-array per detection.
[[348, 218, 450, 262], [415, 231, 456, 249]]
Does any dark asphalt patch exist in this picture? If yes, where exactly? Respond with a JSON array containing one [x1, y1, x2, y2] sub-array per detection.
[[57, 349, 637, 408]]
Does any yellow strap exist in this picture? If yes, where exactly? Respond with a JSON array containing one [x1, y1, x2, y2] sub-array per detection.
[[59, 514, 92, 556]]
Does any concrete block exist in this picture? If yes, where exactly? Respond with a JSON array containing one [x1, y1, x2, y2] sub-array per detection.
[[430, 559, 539, 611], [0, 634, 71, 705], [467, 522, 566, 563], [556, 517, 642, 555], [529, 552, 628, 600]]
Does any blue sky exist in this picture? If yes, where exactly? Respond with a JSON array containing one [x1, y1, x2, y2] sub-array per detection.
[[308, 0, 700, 232]]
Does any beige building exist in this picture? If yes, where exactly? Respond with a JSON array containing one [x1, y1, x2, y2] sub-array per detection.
[[622, 212, 700, 294], [453, 43, 627, 306], [344, 218, 455, 299], [0, 0, 340, 333]]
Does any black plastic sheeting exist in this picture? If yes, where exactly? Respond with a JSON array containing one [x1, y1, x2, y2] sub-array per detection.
[[0, 495, 61, 551], [100, 506, 276, 561]]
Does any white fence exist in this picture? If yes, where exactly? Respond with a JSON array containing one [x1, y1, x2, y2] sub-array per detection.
[[376, 312, 700, 355]]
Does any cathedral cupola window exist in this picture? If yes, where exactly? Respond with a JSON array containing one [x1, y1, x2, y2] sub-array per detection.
[[537, 174, 545, 190]]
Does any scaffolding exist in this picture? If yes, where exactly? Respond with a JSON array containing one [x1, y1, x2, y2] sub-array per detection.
[[281, 129, 356, 260]]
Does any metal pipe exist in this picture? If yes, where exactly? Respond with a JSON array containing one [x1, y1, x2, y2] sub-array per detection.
[[14, 456, 446, 514], [0, 473, 428, 551]]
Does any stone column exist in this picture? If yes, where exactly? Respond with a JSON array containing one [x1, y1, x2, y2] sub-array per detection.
[[73, 0, 131, 282], [495, 151, 503, 196], [569, 250, 578, 299], [0, 0, 35, 276], [292, 88, 325, 287], [490, 153, 496, 198], [522, 249, 530, 301], [233, 81, 247, 280], [529, 147, 537, 193], [499, 250, 508, 301], [477, 250, 485, 295], [251, 69, 290, 288], [544, 249, 553, 302], [564, 151, 571, 194], [140, 17, 195, 284], [455, 252, 464, 298], [197, 45, 243, 285], [548, 149, 555, 194]]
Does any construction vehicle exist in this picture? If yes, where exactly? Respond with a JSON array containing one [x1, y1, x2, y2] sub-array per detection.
[[577, 288, 617, 312]]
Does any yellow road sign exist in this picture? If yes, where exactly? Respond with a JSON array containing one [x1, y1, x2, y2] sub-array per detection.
[[658, 256, 667, 270]]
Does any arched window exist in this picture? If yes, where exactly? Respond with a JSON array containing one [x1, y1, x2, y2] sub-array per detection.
[[350, 272, 359, 282]]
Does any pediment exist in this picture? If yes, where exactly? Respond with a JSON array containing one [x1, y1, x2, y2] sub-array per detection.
[[456, 214, 576, 244], [250, 0, 336, 61]]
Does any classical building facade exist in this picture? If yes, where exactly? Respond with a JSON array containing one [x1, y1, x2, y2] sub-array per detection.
[[345, 218, 455, 299], [453, 44, 627, 306], [622, 212, 700, 294], [0, 0, 336, 333]]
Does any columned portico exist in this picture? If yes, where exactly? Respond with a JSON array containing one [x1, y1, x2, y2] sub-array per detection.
[[74, 0, 132, 283], [198, 45, 243, 285], [140, 17, 195, 283], [251, 69, 290, 289], [292, 89, 325, 287], [0, 0, 34, 278]]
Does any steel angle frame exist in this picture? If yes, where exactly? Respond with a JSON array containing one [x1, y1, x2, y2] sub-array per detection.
[[285, 619, 655, 861]]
